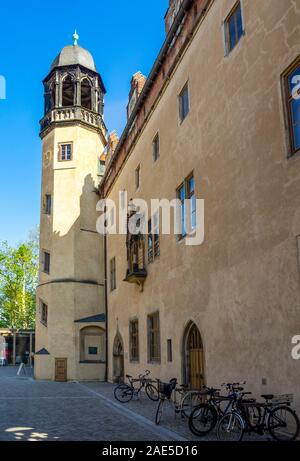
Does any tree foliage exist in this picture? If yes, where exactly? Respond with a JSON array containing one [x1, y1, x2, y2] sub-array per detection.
[[0, 228, 39, 329]]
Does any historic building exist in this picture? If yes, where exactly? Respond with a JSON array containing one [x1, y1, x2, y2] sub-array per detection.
[[35, 0, 300, 409], [35, 32, 107, 381], [99, 0, 300, 410]]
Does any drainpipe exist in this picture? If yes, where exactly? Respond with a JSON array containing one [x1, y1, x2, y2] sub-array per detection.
[[104, 233, 108, 382]]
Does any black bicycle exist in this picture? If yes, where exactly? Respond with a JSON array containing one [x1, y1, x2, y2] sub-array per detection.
[[188, 382, 258, 437], [217, 392, 300, 441], [114, 370, 159, 403]]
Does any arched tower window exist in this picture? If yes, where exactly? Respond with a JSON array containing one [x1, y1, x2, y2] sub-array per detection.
[[81, 78, 92, 110], [62, 75, 75, 107], [44, 84, 56, 114]]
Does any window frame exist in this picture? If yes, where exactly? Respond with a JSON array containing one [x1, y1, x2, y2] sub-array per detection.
[[110, 257, 116, 292], [40, 300, 48, 326], [283, 56, 300, 158], [129, 319, 139, 362], [224, 1, 244, 55], [153, 133, 160, 162], [135, 165, 140, 190], [179, 82, 190, 123], [167, 339, 173, 363], [58, 142, 73, 162], [148, 212, 160, 263], [42, 251, 50, 274], [176, 172, 195, 240], [44, 194, 52, 215], [148, 312, 161, 363]]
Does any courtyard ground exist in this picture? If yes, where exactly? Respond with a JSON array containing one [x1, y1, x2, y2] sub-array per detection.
[[0, 366, 275, 441]]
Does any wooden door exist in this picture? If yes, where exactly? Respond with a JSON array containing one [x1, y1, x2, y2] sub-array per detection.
[[188, 324, 204, 389], [190, 349, 204, 389], [55, 358, 67, 382]]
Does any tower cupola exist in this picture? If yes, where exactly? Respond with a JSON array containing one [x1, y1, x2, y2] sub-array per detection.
[[40, 32, 106, 139]]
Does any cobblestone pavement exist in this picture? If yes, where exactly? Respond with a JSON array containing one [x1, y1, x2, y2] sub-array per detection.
[[0, 367, 279, 441], [0, 367, 179, 441]]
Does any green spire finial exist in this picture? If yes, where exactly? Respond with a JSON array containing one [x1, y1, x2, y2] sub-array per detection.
[[72, 30, 79, 46]]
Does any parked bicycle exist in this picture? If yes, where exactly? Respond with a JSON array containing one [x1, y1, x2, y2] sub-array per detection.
[[155, 378, 204, 425], [217, 391, 300, 441], [188, 382, 257, 437], [114, 370, 159, 403]]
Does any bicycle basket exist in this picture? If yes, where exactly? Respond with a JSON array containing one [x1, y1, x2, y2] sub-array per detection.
[[158, 379, 176, 399]]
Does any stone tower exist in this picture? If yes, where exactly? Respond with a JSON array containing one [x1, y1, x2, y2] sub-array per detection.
[[35, 33, 107, 381]]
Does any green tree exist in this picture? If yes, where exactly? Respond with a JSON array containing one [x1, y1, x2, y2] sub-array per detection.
[[0, 229, 39, 329]]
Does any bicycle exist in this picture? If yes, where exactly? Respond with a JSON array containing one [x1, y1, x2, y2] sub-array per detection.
[[217, 392, 300, 441], [188, 382, 257, 437], [114, 370, 159, 403], [155, 379, 204, 425]]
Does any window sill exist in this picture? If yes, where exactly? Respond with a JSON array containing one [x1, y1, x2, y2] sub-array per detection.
[[79, 360, 105, 364]]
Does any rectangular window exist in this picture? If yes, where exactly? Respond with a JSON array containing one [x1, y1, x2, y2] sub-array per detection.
[[148, 213, 160, 263], [40, 300, 48, 326], [177, 183, 186, 239], [153, 133, 160, 162], [110, 257, 116, 291], [129, 319, 139, 362], [179, 83, 189, 122], [44, 194, 52, 215], [60, 143, 72, 161], [148, 219, 153, 263], [225, 1, 244, 54], [88, 347, 98, 355], [284, 57, 300, 156], [42, 251, 50, 274], [148, 312, 161, 362], [177, 173, 196, 239], [167, 339, 173, 362], [135, 165, 140, 189]]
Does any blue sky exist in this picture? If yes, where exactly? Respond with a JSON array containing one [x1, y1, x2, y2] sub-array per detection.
[[0, 0, 167, 245]]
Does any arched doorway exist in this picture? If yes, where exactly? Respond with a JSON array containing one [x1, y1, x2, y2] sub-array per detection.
[[183, 322, 205, 389], [113, 332, 124, 383]]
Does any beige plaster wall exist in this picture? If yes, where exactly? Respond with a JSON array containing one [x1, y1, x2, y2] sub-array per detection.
[[106, 0, 300, 410]]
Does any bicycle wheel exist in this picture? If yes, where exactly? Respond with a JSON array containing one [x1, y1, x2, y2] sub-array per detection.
[[181, 392, 203, 418], [268, 405, 300, 441], [114, 384, 133, 403], [146, 383, 159, 401], [217, 412, 245, 441], [155, 398, 165, 425], [188, 404, 218, 436]]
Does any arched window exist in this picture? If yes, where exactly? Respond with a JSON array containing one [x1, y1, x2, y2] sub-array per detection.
[[80, 326, 105, 362], [44, 83, 56, 114], [81, 78, 92, 110], [62, 75, 75, 107]]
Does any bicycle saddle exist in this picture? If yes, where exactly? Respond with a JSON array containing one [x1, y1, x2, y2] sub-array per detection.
[[261, 394, 274, 400], [126, 374, 132, 378]]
